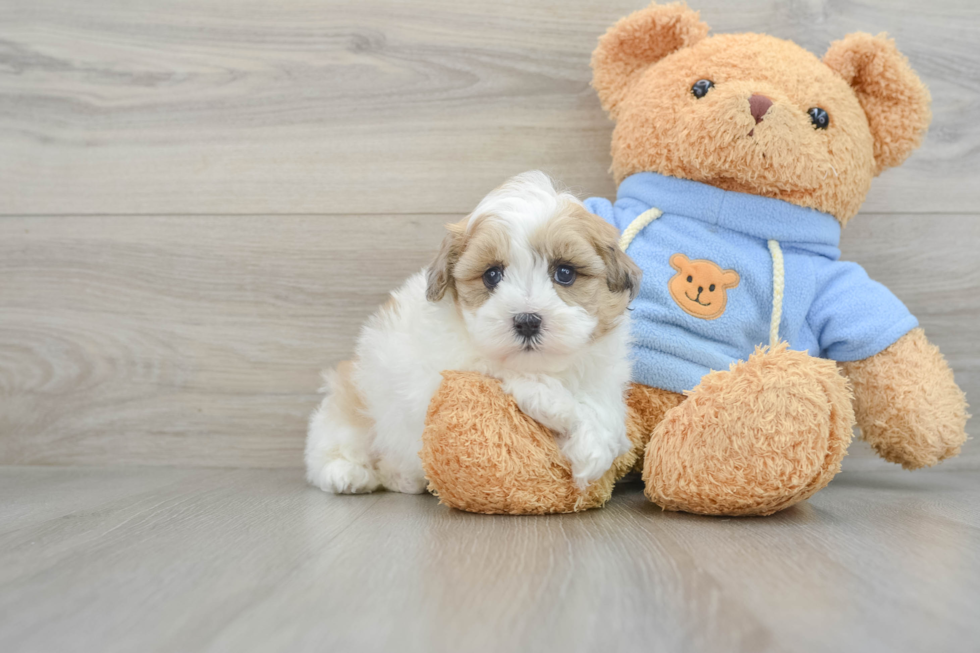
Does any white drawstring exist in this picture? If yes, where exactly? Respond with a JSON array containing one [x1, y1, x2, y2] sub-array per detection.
[[619, 208, 785, 348], [618, 207, 662, 252], [766, 239, 784, 348]]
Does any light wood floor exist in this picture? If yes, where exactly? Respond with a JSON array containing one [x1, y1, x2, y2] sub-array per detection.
[[1, 1, 978, 651], [1, 466, 978, 653]]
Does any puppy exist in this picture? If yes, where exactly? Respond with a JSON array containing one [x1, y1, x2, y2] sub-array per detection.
[[305, 171, 641, 494]]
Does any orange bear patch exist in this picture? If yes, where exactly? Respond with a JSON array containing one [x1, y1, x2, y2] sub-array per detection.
[[668, 253, 740, 320]]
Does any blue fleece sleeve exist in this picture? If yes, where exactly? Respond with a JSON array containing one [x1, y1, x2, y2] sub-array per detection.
[[584, 197, 618, 230], [807, 259, 918, 362]]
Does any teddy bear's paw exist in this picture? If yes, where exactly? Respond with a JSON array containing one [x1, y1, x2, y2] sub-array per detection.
[[643, 344, 855, 517], [843, 328, 970, 470], [421, 371, 632, 514]]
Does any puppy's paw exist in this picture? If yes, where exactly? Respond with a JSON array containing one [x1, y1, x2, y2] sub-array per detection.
[[561, 420, 628, 489], [607, 419, 633, 458], [307, 457, 381, 494], [377, 463, 429, 495], [502, 375, 578, 434]]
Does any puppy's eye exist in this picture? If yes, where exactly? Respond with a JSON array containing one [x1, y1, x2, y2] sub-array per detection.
[[709, 284, 716, 292], [691, 79, 714, 99], [808, 107, 829, 129], [686, 275, 693, 283], [554, 265, 576, 286], [483, 266, 503, 290]]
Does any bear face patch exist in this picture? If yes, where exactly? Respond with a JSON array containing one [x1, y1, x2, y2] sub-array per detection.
[[668, 253, 740, 320]]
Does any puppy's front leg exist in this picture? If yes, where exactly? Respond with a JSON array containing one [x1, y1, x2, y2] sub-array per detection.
[[500, 373, 629, 489], [499, 373, 579, 436], [562, 398, 632, 489]]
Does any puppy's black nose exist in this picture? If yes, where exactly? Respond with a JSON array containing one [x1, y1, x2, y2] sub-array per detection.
[[513, 312, 542, 339]]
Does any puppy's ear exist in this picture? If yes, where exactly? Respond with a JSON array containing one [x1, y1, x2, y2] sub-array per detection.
[[580, 207, 643, 301], [426, 221, 466, 302], [592, 2, 710, 118], [605, 241, 643, 302], [823, 32, 931, 174]]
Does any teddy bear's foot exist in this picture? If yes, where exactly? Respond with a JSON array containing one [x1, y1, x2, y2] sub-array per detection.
[[643, 344, 856, 517], [421, 371, 645, 514], [626, 383, 686, 473]]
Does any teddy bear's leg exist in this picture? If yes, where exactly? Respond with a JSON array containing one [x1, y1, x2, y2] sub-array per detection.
[[842, 328, 969, 470], [421, 371, 645, 514], [626, 384, 686, 472], [643, 344, 855, 517]]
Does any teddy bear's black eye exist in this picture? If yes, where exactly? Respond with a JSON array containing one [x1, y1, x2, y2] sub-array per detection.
[[691, 79, 714, 99], [709, 284, 716, 292], [808, 107, 829, 130], [686, 275, 693, 283]]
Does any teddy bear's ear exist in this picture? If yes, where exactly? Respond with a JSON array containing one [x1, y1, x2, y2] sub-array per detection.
[[721, 269, 740, 289], [823, 33, 932, 175], [592, 2, 710, 118], [669, 252, 689, 270]]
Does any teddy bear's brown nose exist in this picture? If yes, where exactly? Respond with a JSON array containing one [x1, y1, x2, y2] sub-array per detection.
[[749, 94, 773, 124]]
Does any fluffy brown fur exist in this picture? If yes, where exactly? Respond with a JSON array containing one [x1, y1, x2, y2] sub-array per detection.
[[422, 345, 857, 517], [591, 4, 930, 224], [451, 216, 512, 311], [422, 346, 855, 516], [625, 384, 685, 473], [426, 215, 510, 307], [421, 371, 647, 514], [842, 328, 970, 469], [418, 2, 967, 517], [644, 344, 854, 516], [532, 202, 642, 338], [429, 203, 640, 322], [823, 33, 932, 175], [425, 218, 467, 303]]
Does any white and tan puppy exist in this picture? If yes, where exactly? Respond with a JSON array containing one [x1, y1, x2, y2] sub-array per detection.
[[305, 171, 641, 494]]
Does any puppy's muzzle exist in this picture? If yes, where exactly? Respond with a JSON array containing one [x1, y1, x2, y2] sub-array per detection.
[[512, 312, 543, 340]]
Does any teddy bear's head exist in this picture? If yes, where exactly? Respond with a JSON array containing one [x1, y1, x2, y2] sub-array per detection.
[[591, 2, 931, 224]]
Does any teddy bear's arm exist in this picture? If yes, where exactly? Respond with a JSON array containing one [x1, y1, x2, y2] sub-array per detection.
[[842, 328, 969, 469]]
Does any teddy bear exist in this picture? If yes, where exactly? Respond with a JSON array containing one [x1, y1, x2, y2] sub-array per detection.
[[419, 2, 970, 516]]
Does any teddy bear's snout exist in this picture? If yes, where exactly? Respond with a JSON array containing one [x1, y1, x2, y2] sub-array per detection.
[[748, 94, 773, 124]]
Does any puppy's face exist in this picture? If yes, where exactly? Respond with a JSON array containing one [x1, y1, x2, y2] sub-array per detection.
[[426, 172, 641, 372]]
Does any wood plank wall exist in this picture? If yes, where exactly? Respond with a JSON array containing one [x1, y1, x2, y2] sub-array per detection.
[[1, 0, 977, 469]]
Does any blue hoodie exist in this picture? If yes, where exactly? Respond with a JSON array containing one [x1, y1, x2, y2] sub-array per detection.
[[585, 172, 917, 394]]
